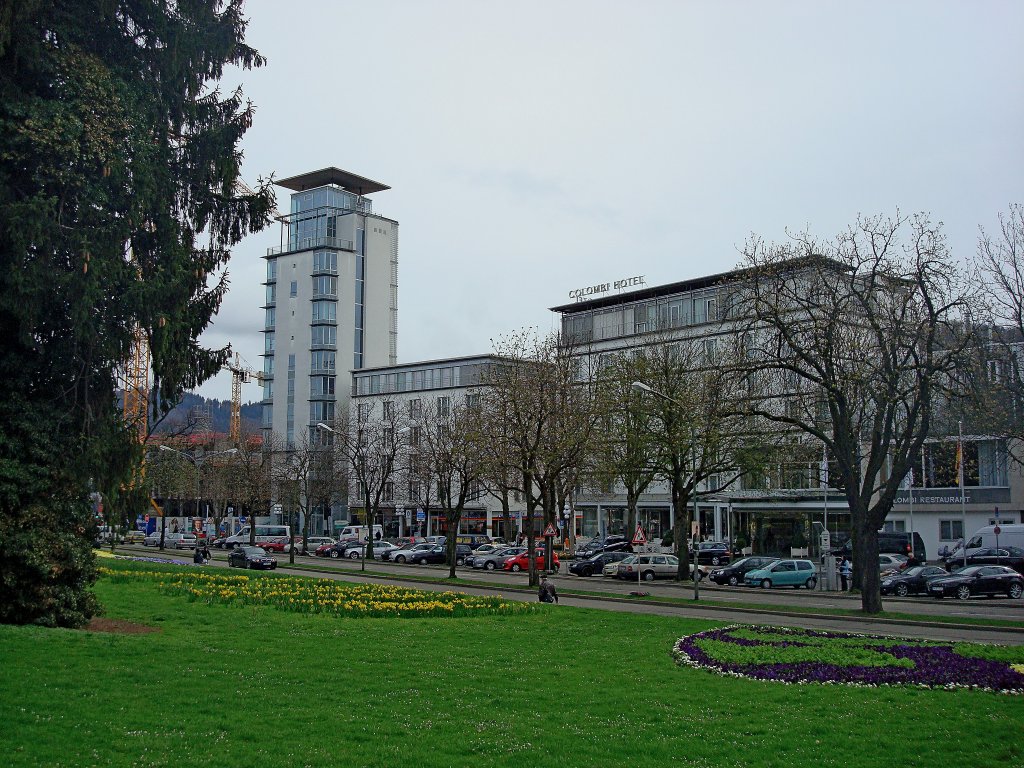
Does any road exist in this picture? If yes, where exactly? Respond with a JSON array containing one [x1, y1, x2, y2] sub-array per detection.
[[119, 544, 1024, 645]]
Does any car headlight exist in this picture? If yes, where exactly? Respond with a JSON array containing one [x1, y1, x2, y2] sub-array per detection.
[[882, 579, 893, 586]]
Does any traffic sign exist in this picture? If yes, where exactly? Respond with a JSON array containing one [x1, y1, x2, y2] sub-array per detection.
[[631, 525, 647, 545], [994, 525, 1002, 536], [543, 523, 558, 538]]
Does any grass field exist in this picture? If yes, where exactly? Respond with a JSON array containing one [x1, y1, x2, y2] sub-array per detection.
[[1, 562, 1022, 768]]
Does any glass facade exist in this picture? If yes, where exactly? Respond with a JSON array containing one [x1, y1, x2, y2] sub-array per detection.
[[354, 362, 481, 396], [563, 287, 725, 343]]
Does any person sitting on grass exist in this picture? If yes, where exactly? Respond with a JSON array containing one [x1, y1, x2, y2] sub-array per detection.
[[538, 575, 558, 604]]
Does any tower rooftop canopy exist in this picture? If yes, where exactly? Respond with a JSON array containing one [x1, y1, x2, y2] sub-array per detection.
[[276, 167, 390, 195]]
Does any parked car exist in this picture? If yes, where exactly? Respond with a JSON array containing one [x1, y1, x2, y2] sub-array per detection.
[[414, 543, 474, 566], [569, 551, 632, 577], [385, 537, 425, 556], [211, 536, 230, 549], [286, 536, 335, 554], [927, 565, 1024, 600], [834, 531, 927, 564], [260, 536, 288, 552], [391, 543, 439, 564], [880, 565, 949, 596], [227, 545, 278, 570], [575, 535, 631, 558], [464, 543, 504, 568], [472, 547, 526, 571], [691, 541, 733, 566], [708, 556, 777, 586], [123, 530, 147, 544], [743, 559, 818, 589], [877, 553, 910, 575], [603, 557, 624, 577], [346, 540, 399, 560], [503, 549, 559, 573], [320, 539, 359, 559], [960, 546, 1024, 574], [164, 532, 197, 550], [143, 531, 163, 547], [616, 553, 680, 581], [405, 545, 447, 565]]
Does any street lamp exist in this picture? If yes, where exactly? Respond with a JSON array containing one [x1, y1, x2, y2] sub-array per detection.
[[631, 380, 702, 600], [159, 445, 237, 551]]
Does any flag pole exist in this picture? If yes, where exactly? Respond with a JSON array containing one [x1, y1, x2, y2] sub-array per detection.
[[959, 421, 967, 569]]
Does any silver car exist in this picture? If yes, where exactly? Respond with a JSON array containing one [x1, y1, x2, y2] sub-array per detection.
[[472, 546, 526, 571], [464, 544, 504, 568], [390, 543, 436, 564], [616, 554, 681, 581]]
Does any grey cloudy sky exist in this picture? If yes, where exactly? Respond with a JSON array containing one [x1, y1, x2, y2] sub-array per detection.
[[198, 0, 1024, 400]]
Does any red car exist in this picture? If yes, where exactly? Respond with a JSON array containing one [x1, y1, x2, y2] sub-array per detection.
[[503, 549, 559, 573], [260, 536, 288, 553]]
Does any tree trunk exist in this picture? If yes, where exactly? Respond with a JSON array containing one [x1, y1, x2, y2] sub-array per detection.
[[854, 512, 883, 613], [447, 508, 461, 579], [625, 491, 638, 547]]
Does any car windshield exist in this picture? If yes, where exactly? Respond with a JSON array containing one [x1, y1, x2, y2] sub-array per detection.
[[620, 555, 637, 564], [902, 566, 925, 576]]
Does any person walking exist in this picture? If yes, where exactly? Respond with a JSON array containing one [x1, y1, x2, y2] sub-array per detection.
[[538, 575, 558, 604], [839, 557, 852, 591]]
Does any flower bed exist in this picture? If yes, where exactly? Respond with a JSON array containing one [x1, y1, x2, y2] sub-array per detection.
[[99, 567, 535, 619], [95, 551, 189, 565], [673, 625, 1024, 693]]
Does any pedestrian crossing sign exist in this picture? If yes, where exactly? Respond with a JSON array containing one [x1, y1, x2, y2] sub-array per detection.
[[632, 525, 647, 545], [543, 523, 558, 537]]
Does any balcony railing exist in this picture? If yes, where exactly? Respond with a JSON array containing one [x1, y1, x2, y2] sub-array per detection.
[[267, 236, 355, 257]]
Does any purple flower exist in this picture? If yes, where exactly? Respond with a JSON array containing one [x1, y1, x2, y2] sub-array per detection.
[[673, 625, 1024, 694]]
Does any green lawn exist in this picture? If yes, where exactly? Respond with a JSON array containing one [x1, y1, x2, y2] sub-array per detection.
[[1, 563, 1021, 768]]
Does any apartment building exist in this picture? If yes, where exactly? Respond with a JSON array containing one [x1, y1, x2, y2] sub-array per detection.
[[261, 168, 398, 452], [349, 355, 527, 539]]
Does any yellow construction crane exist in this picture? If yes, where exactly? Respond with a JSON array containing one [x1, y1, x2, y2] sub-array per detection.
[[226, 352, 264, 445], [122, 246, 150, 486]]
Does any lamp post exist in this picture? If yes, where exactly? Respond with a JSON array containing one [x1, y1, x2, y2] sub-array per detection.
[[159, 445, 237, 549], [631, 380, 702, 600]]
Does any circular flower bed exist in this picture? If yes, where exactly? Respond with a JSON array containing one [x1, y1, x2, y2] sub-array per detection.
[[673, 625, 1024, 694], [100, 567, 535, 619]]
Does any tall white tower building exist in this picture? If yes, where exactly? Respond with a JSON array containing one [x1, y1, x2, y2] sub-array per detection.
[[261, 167, 398, 449]]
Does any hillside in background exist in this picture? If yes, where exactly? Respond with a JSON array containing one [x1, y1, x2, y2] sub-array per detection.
[[151, 393, 261, 435]]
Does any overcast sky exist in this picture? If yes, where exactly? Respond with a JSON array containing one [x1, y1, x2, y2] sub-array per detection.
[[197, 0, 1024, 400]]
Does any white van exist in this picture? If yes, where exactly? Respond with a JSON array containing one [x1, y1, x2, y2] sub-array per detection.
[[225, 525, 290, 549], [338, 524, 384, 542], [963, 524, 1024, 553]]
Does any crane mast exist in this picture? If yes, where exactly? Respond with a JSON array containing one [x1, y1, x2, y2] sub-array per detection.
[[226, 352, 264, 445]]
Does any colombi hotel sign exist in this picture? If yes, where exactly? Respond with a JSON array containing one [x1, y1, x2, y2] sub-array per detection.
[[568, 275, 645, 301]]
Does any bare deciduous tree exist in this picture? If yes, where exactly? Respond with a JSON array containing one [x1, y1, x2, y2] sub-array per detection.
[[738, 213, 976, 613], [975, 204, 1024, 461], [482, 330, 598, 585], [630, 337, 759, 582], [420, 399, 487, 577], [330, 402, 408, 563]]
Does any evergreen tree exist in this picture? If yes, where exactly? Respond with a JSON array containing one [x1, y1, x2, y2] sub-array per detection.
[[0, 0, 273, 626]]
